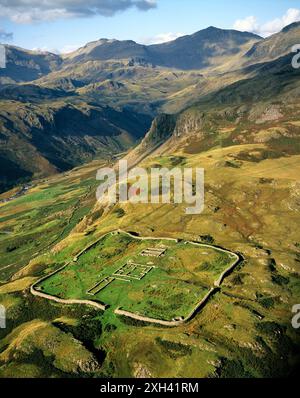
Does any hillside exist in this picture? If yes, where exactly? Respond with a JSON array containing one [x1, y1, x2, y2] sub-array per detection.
[[130, 50, 300, 162], [0, 23, 299, 192], [244, 21, 300, 65], [35, 27, 261, 115], [36, 23, 299, 116], [0, 46, 62, 85], [0, 91, 151, 192]]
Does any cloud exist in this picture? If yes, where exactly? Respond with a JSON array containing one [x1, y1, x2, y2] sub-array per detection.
[[142, 32, 184, 45], [260, 8, 300, 36], [135, 0, 156, 11], [58, 44, 83, 54], [31, 46, 60, 54], [31, 43, 85, 54], [233, 16, 259, 34], [0, 27, 13, 40], [0, 0, 157, 23], [233, 8, 300, 37]]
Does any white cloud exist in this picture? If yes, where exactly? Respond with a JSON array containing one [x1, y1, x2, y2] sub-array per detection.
[[0, 0, 157, 24], [142, 32, 185, 45], [260, 8, 300, 36], [233, 8, 300, 37], [31, 44, 84, 54], [31, 46, 60, 54], [59, 44, 83, 54], [233, 16, 259, 34]]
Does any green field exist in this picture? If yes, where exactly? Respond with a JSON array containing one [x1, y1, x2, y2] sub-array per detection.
[[36, 232, 234, 321], [0, 162, 103, 282]]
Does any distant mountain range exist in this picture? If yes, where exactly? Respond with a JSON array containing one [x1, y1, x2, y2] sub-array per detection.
[[135, 52, 300, 156], [63, 27, 261, 70], [0, 26, 262, 84], [0, 22, 300, 192], [1, 23, 299, 85]]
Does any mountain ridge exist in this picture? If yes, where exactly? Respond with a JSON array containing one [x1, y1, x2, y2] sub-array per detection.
[[63, 26, 261, 70], [1, 22, 299, 192]]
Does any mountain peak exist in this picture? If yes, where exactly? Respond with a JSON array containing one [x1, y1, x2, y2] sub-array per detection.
[[204, 25, 219, 30], [205, 26, 221, 31], [281, 21, 300, 33], [61, 25, 262, 69], [96, 38, 117, 44], [190, 25, 262, 41]]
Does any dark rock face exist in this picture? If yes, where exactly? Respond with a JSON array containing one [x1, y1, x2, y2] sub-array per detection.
[[144, 114, 177, 146], [0, 101, 152, 193]]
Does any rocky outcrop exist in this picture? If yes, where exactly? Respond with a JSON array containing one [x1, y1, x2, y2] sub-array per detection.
[[142, 114, 177, 147], [173, 112, 205, 137]]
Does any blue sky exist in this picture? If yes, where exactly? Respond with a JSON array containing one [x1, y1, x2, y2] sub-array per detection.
[[0, 0, 300, 53]]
